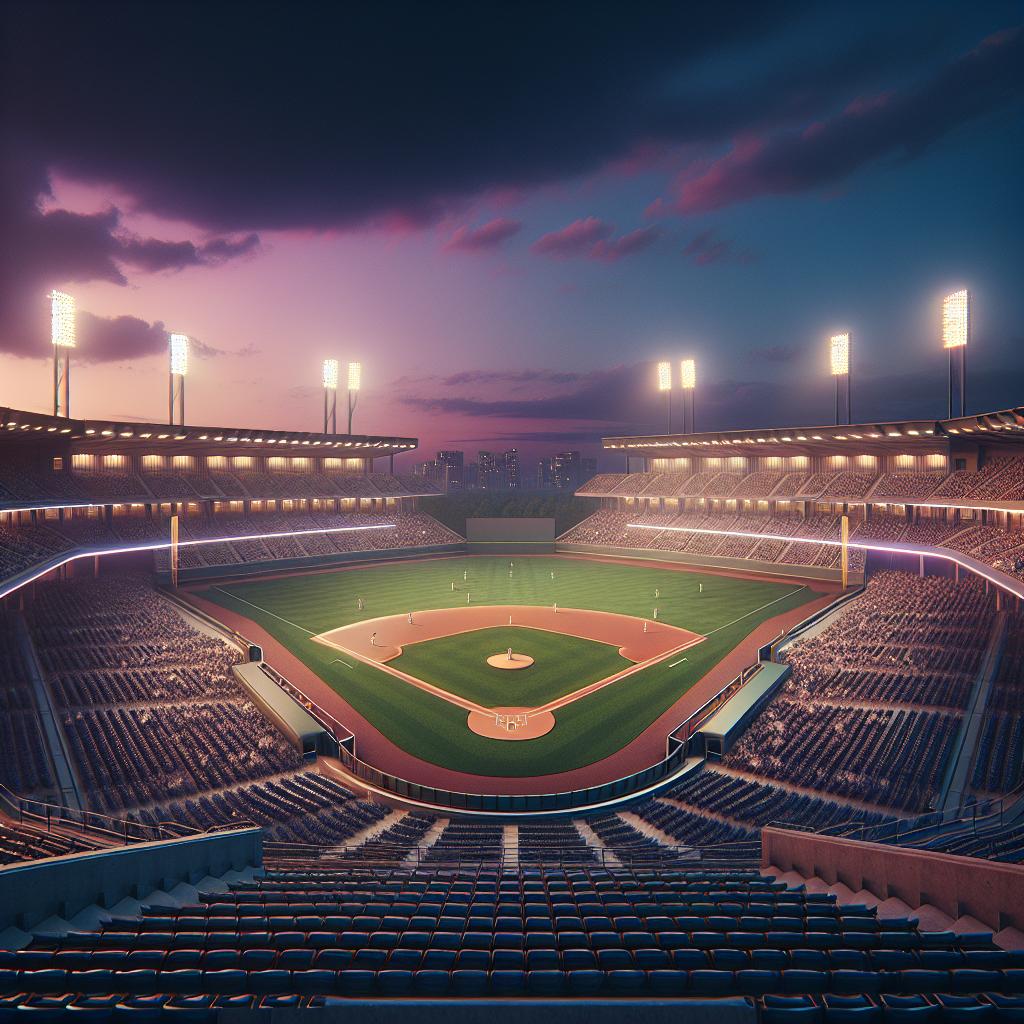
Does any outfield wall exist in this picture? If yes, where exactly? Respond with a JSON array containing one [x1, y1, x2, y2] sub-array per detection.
[[466, 517, 555, 554], [555, 542, 859, 584]]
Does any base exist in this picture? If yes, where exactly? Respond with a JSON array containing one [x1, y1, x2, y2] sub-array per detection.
[[486, 652, 534, 670], [467, 706, 555, 741]]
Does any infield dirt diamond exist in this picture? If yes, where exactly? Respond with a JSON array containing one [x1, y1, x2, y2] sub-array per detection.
[[312, 604, 704, 741]]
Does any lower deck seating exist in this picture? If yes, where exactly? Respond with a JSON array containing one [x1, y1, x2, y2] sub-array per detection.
[[2, 866, 1021, 1012]]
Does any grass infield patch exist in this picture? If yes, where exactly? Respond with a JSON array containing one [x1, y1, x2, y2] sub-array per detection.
[[392, 625, 629, 708]]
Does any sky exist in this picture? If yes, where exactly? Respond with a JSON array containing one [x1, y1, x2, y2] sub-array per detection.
[[1, 1, 1022, 471]]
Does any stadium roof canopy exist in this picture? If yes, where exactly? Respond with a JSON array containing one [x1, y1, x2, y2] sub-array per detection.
[[0, 407, 418, 456], [603, 406, 1024, 458]]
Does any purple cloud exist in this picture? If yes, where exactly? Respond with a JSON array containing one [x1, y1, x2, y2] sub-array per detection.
[[531, 217, 613, 258], [532, 218, 659, 262], [682, 229, 755, 266], [590, 226, 660, 262], [678, 27, 1024, 212], [443, 218, 522, 252]]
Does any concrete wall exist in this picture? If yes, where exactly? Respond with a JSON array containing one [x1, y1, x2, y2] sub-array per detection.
[[0, 827, 262, 937], [762, 826, 1024, 934]]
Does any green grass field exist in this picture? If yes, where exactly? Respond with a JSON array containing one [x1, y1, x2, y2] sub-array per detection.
[[393, 626, 629, 707], [196, 555, 821, 776]]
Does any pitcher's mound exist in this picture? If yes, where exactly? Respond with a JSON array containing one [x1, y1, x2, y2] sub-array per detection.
[[486, 652, 534, 670], [467, 707, 555, 741]]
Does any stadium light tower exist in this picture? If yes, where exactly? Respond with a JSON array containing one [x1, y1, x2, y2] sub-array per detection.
[[347, 361, 361, 434], [829, 333, 851, 425], [322, 358, 339, 434], [49, 290, 75, 417], [942, 289, 970, 418], [680, 358, 696, 433], [657, 360, 672, 433], [168, 334, 188, 426]]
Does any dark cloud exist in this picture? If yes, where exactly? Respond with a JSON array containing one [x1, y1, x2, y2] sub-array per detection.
[[76, 313, 224, 365], [443, 218, 522, 252], [439, 370, 584, 387], [4, 2, 965, 234], [678, 27, 1024, 212], [682, 229, 755, 266], [0, 159, 261, 357]]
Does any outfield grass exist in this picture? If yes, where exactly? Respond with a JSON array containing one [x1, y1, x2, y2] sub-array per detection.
[[197, 555, 820, 777], [392, 626, 629, 707]]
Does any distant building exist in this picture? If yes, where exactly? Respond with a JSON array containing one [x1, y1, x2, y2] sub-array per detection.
[[478, 450, 499, 490], [553, 451, 581, 490], [436, 450, 464, 491], [503, 448, 521, 490], [464, 461, 479, 490], [536, 457, 554, 490]]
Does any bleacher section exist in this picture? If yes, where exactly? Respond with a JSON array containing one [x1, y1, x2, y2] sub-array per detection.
[[1, 866, 1022, 1012]]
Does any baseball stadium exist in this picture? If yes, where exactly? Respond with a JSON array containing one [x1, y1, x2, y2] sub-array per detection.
[[3, 297, 1024, 1018]]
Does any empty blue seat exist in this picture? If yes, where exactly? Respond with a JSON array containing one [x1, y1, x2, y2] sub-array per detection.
[[763, 994, 824, 1024], [823, 994, 882, 1023], [880, 995, 940, 1022]]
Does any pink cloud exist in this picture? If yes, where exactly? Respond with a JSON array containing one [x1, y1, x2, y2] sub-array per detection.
[[682, 229, 755, 266], [590, 226, 660, 262], [530, 217, 612, 257], [443, 217, 522, 252], [530, 218, 657, 262]]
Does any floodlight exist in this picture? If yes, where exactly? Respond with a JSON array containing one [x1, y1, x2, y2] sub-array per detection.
[[657, 361, 672, 391], [829, 333, 849, 376], [347, 361, 362, 392], [169, 334, 189, 376], [322, 358, 339, 390], [50, 290, 76, 348], [680, 358, 696, 389], [942, 289, 969, 349]]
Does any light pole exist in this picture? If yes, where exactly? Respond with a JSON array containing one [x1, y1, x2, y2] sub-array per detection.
[[347, 361, 361, 434], [322, 358, 338, 434], [657, 361, 672, 434], [169, 334, 188, 426], [49, 290, 75, 417], [942, 289, 969, 418], [829, 333, 850, 425], [680, 358, 696, 433]]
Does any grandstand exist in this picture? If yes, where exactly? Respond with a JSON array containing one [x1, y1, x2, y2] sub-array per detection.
[[1, 403, 1023, 1017]]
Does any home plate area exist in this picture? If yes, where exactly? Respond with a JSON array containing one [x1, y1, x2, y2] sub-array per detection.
[[312, 606, 704, 742]]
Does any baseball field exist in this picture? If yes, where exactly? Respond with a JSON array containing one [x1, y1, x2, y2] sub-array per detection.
[[194, 555, 821, 777]]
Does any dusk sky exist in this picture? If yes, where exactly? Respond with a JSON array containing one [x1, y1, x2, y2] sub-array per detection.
[[1, 2, 1022, 470]]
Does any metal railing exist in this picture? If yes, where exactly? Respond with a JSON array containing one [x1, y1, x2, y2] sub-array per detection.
[[0, 782, 259, 854]]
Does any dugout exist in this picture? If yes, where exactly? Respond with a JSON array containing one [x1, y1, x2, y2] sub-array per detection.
[[233, 662, 333, 757], [699, 661, 791, 759]]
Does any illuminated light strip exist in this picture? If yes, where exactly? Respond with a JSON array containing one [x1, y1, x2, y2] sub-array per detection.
[[626, 523, 1024, 600], [0, 523, 396, 601]]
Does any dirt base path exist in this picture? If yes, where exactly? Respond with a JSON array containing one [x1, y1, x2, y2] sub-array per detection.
[[314, 605, 700, 665]]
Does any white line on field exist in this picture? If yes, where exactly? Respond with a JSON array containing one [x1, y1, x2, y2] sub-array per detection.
[[703, 585, 808, 637], [330, 657, 353, 669], [212, 587, 314, 637], [669, 657, 689, 668]]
